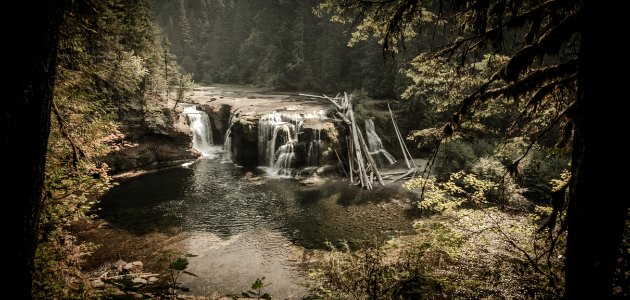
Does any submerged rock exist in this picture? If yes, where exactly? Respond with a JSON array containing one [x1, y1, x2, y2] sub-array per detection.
[[300, 174, 324, 186], [316, 165, 338, 177]]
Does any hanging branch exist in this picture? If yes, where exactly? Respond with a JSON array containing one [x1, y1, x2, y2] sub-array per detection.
[[51, 98, 85, 168]]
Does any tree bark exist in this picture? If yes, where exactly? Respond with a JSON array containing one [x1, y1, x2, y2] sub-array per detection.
[[565, 1, 627, 298], [2, 2, 66, 298]]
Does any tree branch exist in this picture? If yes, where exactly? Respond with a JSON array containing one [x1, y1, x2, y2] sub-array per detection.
[[507, 74, 577, 136], [51, 98, 85, 167]]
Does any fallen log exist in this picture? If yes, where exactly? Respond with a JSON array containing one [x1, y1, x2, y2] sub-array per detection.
[[388, 103, 416, 169], [387, 168, 418, 184]]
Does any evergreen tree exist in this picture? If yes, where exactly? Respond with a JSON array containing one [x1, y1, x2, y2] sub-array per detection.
[[209, 8, 237, 82], [239, 4, 290, 88], [286, 0, 320, 90], [150, 0, 406, 95], [312, 19, 349, 92]]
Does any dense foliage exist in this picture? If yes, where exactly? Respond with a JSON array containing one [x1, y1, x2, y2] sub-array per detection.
[[311, 0, 628, 298], [33, 0, 181, 298]]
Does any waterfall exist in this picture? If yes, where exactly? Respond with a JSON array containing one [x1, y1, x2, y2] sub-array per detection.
[[222, 119, 235, 162], [254, 110, 328, 176], [258, 112, 299, 176], [365, 119, 396, 167], [184, 106, 214, 158], [274, 143, 296, 176], [306, 111, 326, 167], [307, 127, 322, 166]]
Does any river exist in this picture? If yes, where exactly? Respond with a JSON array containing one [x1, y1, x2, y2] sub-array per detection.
[[92, 149, 418, 298]]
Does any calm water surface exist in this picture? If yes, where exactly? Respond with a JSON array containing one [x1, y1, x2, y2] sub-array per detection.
[[98, 155, 416, 297]]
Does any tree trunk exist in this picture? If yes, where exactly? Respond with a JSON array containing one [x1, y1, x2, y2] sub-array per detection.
[[565, 1, 627, 298], [2, 2, 66, 298]]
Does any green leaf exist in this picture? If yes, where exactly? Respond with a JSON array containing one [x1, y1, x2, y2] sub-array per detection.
[[251, 277, 264, 290], [169, 257, 189, 271], [261, 293, 272, 299]]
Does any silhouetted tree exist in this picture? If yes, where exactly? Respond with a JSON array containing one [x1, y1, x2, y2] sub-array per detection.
[[3, 2, 67, 298]]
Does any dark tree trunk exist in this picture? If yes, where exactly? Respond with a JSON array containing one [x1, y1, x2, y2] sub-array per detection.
[[2, 2, 66, 298], [566, 1, 627, 298]]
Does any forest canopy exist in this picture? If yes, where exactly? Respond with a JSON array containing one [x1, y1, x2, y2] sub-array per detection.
[[4, 0, 627, 299], [151, 0, 409, 97]]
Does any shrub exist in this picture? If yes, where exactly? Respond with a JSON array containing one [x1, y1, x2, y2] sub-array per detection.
[[309, 240, 440, 299]]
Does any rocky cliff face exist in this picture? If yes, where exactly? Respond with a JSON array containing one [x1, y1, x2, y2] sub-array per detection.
[[103, 96, 199, 173], [189, 86, 342, 176], [103, 86, 398, 178]]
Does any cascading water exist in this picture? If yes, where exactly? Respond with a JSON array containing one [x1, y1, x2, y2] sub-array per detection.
[[365, 119, 396, 167], [257, 110, 327, 176], [222, 119, 235, 162], [305, 110, 326, 167], [258, 112, 299, 176], [306, 129, 323, 166], [184, 106, 214, 158], [274, 143, 296, 175]]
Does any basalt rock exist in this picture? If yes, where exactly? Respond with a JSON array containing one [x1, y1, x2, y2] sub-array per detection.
[[103, 98, 198, 173], [190, 87, 341, 175]]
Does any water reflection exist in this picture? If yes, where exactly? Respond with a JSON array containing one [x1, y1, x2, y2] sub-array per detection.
[[179, 230, 306, 297], [97, 156, 416, 296]]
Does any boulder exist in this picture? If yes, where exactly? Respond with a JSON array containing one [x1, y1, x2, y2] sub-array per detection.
[[123, 261, 143, 273], [113, 259, 126, 272], [132, 277, 147, 285]]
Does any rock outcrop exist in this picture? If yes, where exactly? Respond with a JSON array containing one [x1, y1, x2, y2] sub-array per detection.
[[102, 97, 199, 173], [188, 86, 342, 176], [102, 85, 397, 178]]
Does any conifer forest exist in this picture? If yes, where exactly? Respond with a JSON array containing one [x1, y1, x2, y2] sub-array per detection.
[[4, 0, 628, 299]]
